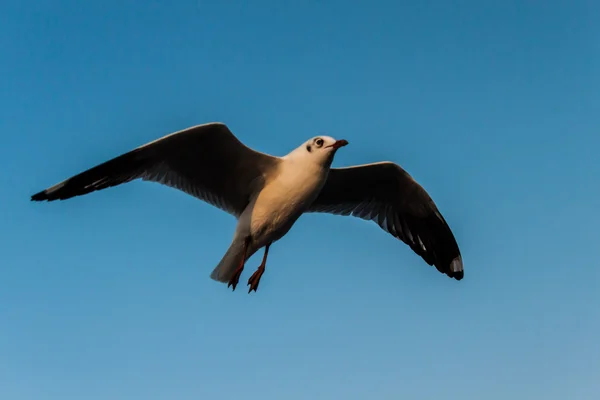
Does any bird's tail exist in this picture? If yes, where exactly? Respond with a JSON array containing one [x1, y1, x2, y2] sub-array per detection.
[[210, 239, 247, 283]]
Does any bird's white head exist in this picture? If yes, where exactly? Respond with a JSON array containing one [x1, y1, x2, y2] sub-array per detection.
[[285, 136, 349, 168]]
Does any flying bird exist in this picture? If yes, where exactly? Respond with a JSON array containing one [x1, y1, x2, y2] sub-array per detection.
[[31, 122, 463, 292]]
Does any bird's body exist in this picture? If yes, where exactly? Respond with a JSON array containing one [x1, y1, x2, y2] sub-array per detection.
[[32, 122, 464, 292], [247, 157, 327, 245], [211, 140, 332, 284]]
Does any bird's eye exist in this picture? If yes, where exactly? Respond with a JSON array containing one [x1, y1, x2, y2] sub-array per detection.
[[315, 138, 324, 147]]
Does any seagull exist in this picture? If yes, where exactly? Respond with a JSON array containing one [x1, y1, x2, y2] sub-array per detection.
[[31, 122, 463, 292]]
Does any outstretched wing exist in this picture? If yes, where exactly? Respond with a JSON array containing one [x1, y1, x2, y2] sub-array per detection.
[[31, 122, 280, 217], [307, 162, 463, 280]]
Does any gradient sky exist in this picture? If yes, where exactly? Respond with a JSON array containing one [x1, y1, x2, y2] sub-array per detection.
[[1, 1, 599, 399]]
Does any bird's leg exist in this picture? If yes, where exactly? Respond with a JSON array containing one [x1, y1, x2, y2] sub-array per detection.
[[227, 237, 250, 291], [247, 243, 270, 293]]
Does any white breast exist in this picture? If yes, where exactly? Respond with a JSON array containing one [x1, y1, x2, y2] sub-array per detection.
[[246, 160, 328, 246]]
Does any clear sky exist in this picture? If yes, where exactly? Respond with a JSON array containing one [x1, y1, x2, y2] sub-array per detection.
[[1, 1, 599, 399]]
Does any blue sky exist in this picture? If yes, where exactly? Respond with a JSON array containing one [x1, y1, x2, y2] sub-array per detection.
[[1, 1, 599, 399]]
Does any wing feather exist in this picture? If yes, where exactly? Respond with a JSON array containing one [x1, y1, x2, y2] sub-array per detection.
[[308, 161, 463, 280], [31, 122, 280, 217]]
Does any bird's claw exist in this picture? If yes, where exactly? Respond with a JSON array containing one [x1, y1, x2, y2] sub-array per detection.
[[227, 268, 244, 291], [247, 266, 265, 293]]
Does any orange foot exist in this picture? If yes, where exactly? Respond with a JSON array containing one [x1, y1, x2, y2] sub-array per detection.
[[247, 266, 265, 293], [227, 266, 244, 291]]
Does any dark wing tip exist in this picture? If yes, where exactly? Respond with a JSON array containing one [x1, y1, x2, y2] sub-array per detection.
[[31, 190, 49, 202], [409, 212, 464, 281], [448, 270, 464, 281], [444, 255, 464, 280], [30, 181, 68, 202]]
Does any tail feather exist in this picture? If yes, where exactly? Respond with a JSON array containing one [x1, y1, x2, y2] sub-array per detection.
[[210, 240, 246, 283]]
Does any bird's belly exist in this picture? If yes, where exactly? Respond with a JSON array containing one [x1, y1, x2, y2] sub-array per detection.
[[248, 179, 322, 245], [250, 198, 304, 243]]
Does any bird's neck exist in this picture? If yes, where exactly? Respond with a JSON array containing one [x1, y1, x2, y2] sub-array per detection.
[[276, 158, 329, 191]]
